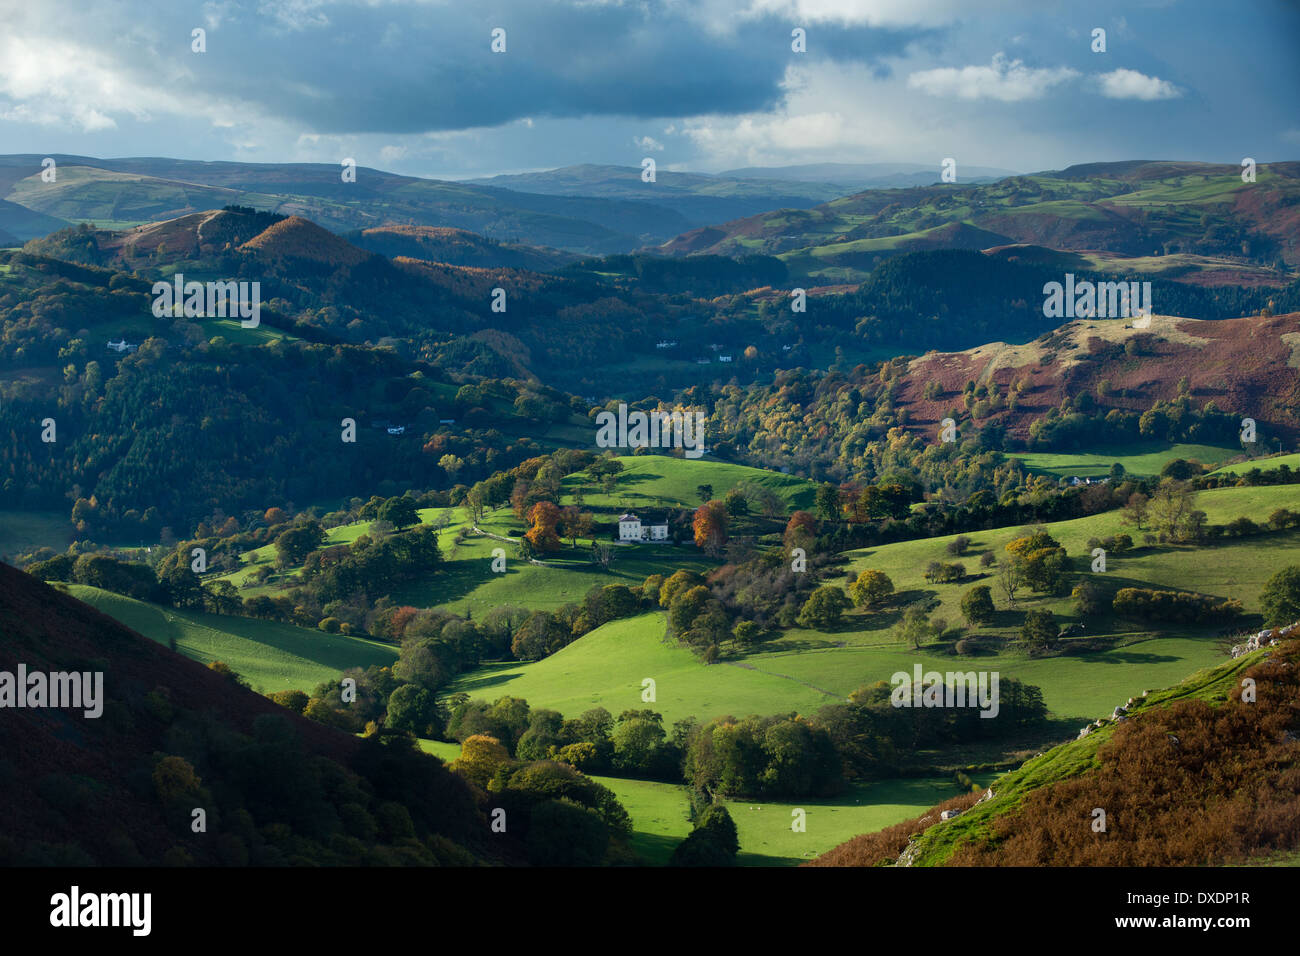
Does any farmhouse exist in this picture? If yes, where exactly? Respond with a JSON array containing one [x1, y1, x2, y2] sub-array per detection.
[[617, 513, 669, 543], [106, 339, 137, 353]]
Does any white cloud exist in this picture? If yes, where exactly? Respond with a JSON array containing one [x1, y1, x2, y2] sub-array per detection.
[[675, 61, 1055, 171], [907, 53, 1079, 102], [1096, 68, 1181, 100], [634, 135, 664, 151], [734, 0, 997, 28]]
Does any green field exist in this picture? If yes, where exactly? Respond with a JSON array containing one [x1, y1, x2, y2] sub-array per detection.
[[1210, 452, 1300, 476], [393, 530, 715, 616], [63, 583, 397, 693], [902, 646, 1273, 866], [1007, 442, 1238, 478], [592, 773, 996, 865], [413, 741, 991, 866], [454, 613, 836, 726], [455, 484, 1300, 729], [560, 455, 817, 512], [217, 502, 714, 615]]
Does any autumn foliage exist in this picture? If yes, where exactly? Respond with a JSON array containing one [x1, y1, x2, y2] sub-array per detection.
[[692, 500, 729, 553], [812, 637, 1300, 867], [525, 501, 562, 553]]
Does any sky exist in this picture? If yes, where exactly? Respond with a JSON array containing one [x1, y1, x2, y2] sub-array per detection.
[[0, 0, 1297, 180]]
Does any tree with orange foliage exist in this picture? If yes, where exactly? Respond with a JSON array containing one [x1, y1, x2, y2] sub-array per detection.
[[783, 510, 817, 553], [526, 501, 562, 553], [264, 506, 287, 526], [693, 500, 729, 555]]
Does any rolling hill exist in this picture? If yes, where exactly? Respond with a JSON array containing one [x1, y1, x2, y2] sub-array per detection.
[[0, 154, 695, 253], [895, 310, 1300, 443], [454, 483, 1300, 731], [61, 583, 398, 694], [654, 160, 1300, 283], [464, 163, 852, 226], [811, 633, 1300, 866], [0, 561, 493, 866]]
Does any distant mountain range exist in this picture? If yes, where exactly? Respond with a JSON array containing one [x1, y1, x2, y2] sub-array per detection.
[[0, 155, 694, 254], [6, 156, 1295, 289], [0, 155, 1018, 257]]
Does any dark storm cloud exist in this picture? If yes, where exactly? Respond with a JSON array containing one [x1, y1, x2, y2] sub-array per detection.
[[173, 0, 932, 133]]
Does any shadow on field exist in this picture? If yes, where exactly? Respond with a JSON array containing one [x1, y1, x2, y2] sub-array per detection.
[[452, 669, 524, 692], [399, 554, 502, 606], [1089, 650, 1183, 665], [629, 831, 683, 867]]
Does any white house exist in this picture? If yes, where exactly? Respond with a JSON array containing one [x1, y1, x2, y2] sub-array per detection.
[[106, 339, 137, 353], [387, 425, 406, 435], [718, 355, 732, 363], [617, 513, 669, 543]]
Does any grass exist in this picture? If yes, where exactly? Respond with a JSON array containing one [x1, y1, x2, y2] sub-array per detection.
[[62, 583, 397, 694], [453, 613, 840, 726], [452, 485, 1300, 733], [394, 530, 715, 616], [417, 740, 993, 866], [901, 646, 1271, 866], [1006, 442, 1238, 478], [560, 455, 817, 513], [752, 482, 1300, 721], [0, 510, 73, 562], [722, 774, 1000, 865], [1210, 452, 1300, 476]]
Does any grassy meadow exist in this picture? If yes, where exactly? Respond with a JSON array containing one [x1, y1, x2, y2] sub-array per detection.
[[62, 583, 397, 693]]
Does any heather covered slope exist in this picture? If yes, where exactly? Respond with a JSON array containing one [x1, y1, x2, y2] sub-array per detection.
[[0, 562, 495, 866], [809, 634, 1300, 867], [896, 311, 1300, 442]]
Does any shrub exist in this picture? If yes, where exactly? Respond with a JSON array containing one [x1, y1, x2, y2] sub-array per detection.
[[924, 561, 966, 584], [959, 585, 996, 626], [1111, 587, 1243, 624]]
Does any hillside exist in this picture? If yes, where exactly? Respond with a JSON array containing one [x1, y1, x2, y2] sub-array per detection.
[[348, 225, 577, 272], [239, 215, 375, 267], [0, 155, 693, 253], [0, 562, 494, 866], [62, 583, 398, 694], [655, 160, 1300, 283], [455, 484, 1300, 732], [811, 633, 1300, 866], [896, 311, 1300, 442], [465, 163, 851, 226]]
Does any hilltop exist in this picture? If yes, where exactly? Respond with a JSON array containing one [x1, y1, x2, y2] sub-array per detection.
[[896, 311, 1300, 441]]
